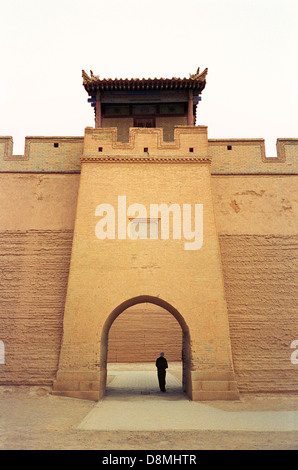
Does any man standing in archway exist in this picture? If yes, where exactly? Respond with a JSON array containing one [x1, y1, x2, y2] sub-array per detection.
[[156, 352, 168, 392]]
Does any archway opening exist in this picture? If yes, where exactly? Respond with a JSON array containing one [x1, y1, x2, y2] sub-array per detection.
[[100, 296, 192, 399], [108, 303, 182, 363]]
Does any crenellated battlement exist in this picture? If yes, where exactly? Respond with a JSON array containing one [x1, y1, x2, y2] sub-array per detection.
[[0, 136, 83, 172], [209, 138, 298, 174], [0, 130, 297, 173], [82, 126, 209, 162]]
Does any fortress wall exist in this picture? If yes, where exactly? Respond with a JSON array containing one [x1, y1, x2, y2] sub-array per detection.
[[219, 234, 297, 392], [0, 136, 83, 172], [0, 173, 184, 384], [0, 173, 80, 231], [0, 142, 297, 392], [209, 138, 298, 174], [208, 136, 297, 390], [212, 175, 298, 392], [1, 134, 297, 174], [0, 174, 80, 384], [0, 230, 74, 384]]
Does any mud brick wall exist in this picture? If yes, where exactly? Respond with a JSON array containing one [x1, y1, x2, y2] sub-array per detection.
[[212, 175, 298, 393], [2, 136, 297, 173], [209, 138, 298, 173], [0, 170, 297, 392], [0, 173, 80, 384], [219, 234, 297, 392], [0, 230, 73, 384], [0, 136, 83, 172]]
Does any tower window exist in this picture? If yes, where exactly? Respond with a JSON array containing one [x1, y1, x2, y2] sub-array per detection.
[[227, 145, 232, 150], [54, 143, 59, 148], [134, 118, 155, 128], [144, 147, 148, 153], [98, 147, 103, 152], [189, 147, 194, 153]]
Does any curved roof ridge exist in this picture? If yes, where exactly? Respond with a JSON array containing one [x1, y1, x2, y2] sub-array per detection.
[[82, 68, 208, 93]]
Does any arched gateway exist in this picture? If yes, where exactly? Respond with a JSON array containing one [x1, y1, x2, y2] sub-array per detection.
[[102, 296, 190, 396], [53, 70, 239, 401]]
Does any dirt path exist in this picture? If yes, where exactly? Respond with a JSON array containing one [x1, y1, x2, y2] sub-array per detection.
[[0, 384, 297, 450]]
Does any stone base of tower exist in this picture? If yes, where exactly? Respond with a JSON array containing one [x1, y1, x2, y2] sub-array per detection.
[[52, 368, 240, 402], [52, 370, 102, 401], [190, 371, 240, 401]]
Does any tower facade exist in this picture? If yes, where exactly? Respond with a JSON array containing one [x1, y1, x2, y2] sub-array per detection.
[[52, 69, 240, 401]]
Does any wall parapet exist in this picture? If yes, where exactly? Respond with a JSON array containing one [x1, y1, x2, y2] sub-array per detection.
[[209, 138, 298, 174], [0, 136, 83, 172], [82, 126, 209, 159], [1, 132, 297, 173]]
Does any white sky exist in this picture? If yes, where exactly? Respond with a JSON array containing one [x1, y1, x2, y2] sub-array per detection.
[[0, 0, 297, 156]]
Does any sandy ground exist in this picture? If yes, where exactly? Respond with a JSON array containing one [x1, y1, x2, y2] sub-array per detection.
[[0, 364, 297, 450]]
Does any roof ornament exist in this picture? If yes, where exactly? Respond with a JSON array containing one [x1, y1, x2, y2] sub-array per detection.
[[189, 67, 208, 81], [82, 69, 100, 84], [82, 69, 208, 91], [90, 70, 100, 80]]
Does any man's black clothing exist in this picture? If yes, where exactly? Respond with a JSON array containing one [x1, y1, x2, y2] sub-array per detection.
[[156, 356, 168, 392]]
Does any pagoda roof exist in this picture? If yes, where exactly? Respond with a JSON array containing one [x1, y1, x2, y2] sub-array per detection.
[[82, 68, 208, 95]]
